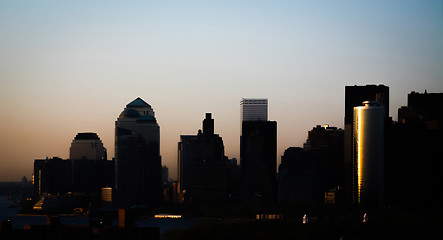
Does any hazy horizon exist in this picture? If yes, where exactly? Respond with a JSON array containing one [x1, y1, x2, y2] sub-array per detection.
[[1, 0, 442, 181]]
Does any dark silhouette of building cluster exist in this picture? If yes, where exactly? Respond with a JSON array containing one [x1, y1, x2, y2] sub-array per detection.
[[177, 113, 238, 202], [33, 98, 163, 213], [277, 85, 442, 210], [385, 91, 443, 209], [177, 99, 277, 205], [29, 90, 443, 220], [278, 125, 344, 204], [33, 133, 114, 213]]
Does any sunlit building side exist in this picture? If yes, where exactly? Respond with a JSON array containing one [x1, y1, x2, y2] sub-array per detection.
[[344, 84, 389, 205], [353, 101, 384, 206]]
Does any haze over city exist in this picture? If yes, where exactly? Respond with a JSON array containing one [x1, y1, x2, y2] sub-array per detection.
[[1, 0, 442, 182]]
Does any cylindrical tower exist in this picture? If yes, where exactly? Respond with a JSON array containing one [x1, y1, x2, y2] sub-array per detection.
[[353, 101, 384, 206]]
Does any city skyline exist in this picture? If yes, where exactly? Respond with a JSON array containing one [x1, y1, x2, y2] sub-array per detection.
[[1, 0, 442, 181]]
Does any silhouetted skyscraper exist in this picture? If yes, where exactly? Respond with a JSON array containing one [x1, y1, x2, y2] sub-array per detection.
[[353, 101, 385, 206], [178, 113, 230, 202], [344, 84, 389, 205], [278, 125, 343, 204], [241, 121, 277, 203], [240, 98, 268, 167], [115, 97, 161, 207], [70, 132, 112, 197], [240, 98, 276, 203], [177, 135, 198, 202], [307, 125, 344, 195], [389, 91, 443, 209]]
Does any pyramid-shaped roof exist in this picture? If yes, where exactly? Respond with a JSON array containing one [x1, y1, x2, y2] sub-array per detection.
[[126, 97, 151, 108]]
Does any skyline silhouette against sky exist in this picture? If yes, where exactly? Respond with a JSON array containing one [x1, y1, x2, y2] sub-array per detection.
[[1, 0, 442, 181]]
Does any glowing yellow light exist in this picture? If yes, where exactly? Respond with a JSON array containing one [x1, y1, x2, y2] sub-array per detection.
[[357, 108, 362, 204], [154, 214, 182, 219]]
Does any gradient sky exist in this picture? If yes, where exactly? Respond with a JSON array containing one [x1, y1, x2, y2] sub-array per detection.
[[1, 0, 442, 181]]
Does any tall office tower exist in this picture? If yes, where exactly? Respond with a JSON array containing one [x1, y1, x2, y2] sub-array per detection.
[[178, 113, 230, 202], [240, 98, 276, 203], [115, 97, 161, 207], [344, 84, 389, 205], [70, 133, 111, 195], [240, 98, 268, 131], [240, 98, 268, 166], [241, 121, 277, 203], [177, 135, 198, 202], [353, 101, 385, 206]]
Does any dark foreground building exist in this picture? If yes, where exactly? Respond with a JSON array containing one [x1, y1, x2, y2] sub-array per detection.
[[387, 91, 443, 209], [177, 113, 236, 202], [278, 125, 343, 204], [33, 132, 114, 212], [241, 120, 277, 203], [34, 157, 71, 199], [70, 133, 113, 198]]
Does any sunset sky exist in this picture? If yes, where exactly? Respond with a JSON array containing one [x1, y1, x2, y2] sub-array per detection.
[[1, 0, 442, 181]]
